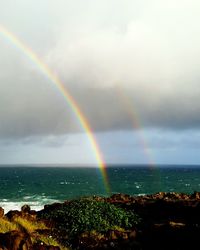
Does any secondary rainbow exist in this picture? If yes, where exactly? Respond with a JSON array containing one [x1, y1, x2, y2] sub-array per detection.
[[0, 25, 110, 194], [115, 85, 162, 189]]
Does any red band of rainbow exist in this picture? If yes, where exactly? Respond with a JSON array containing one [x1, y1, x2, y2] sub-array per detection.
[[0, 25, 111, 195]]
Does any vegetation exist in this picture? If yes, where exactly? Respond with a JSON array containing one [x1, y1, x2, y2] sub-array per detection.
[[14, 217, 47, 233], [0, 193, 199, 249], [0, 197, 141, 249], [0, 218, 19, 233], [40, 198, 141, 237], [32, 235, 69, 250], [0, 217, 67, 249]]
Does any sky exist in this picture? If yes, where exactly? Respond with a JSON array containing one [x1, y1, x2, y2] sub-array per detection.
[[0, 0, 200, 165]]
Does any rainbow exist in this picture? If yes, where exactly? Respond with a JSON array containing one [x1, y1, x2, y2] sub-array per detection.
[[0, 25, 110, 194], [115, 85, 162, 189]]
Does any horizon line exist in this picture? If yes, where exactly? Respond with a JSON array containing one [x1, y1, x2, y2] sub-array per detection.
[[0, 163, 200, 168]]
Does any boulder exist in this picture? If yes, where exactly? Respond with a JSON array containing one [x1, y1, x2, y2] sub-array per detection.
[[6, 210, 21, 220], [21, 204, 31, 213], [110, 193, 131, 202], [0, 230, 32, 250]]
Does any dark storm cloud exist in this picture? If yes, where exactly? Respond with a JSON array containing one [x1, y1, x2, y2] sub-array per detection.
[[1, 0, 200, 139]]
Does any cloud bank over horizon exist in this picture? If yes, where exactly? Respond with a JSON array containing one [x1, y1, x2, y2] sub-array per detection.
[[0, 0, 200, 140]]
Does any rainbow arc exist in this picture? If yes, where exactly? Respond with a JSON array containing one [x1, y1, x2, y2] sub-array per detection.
[[0, 25, 110, 194]]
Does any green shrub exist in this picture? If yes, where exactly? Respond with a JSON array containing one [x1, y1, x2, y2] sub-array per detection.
[[41, 198, 140, 237]]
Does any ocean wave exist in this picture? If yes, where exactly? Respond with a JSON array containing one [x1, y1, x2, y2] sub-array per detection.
[[0, 195, 60, 213], [60, 181, 71, 185]]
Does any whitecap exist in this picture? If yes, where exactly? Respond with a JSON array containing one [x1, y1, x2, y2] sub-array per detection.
[[60, 181, 71, 185], [23, 196, 32, 200], [0, 201, 43, 213], [0, 196, 60, 213]]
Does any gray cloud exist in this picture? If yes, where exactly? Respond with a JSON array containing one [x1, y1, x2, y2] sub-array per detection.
[[1, 0, 200, 139]]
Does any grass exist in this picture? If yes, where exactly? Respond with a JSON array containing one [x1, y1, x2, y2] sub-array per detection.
[[13, 217, 47, 233], [14, 217, 67, 248], [0, 218, 19, 233], [0, 217, 68, 249]]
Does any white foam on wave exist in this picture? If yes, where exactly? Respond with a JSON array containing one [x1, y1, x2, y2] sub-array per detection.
[[0, 201, 44, 213], [0, 196, 60, 213]]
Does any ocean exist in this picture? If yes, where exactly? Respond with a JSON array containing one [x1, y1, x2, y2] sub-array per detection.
[[0, 165, 200, 212]]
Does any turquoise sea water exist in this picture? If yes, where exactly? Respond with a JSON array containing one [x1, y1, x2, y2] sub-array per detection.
[[0, 165, 200, 212]]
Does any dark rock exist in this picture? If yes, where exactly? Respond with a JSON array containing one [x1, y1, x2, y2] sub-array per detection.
[[109, 193, 131, 202], [6, 210, 21, 220], [191, 191, 200, 199], [21, 204, 31, 213], [78, 234, 99, 249], [32, 242, 60, 250], [27, 209, 37, 220], [0, 230, 32, 250], [43, 203, 63, 212], [128, 230, 137, 239], [0, 207, 4, 218]]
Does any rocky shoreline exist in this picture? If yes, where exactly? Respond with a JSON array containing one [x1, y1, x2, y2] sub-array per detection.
[[0, 192, 200, 249]]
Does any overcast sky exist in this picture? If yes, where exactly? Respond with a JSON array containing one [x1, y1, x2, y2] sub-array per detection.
[[0, 0, 200, 165]]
